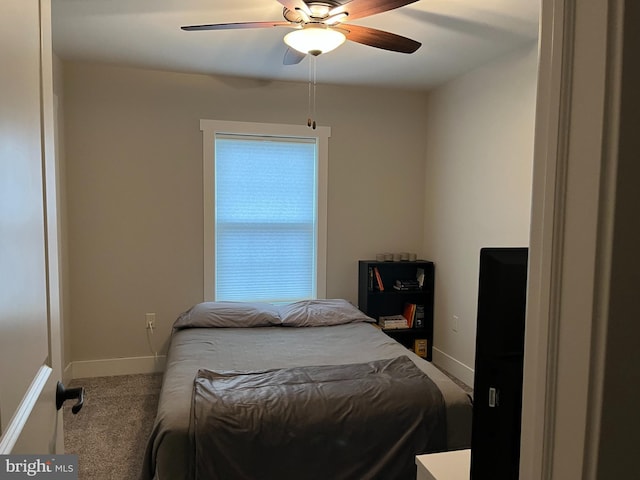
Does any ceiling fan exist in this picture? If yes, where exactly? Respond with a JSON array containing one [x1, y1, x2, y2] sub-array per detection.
[[181, 0, 422, 64]]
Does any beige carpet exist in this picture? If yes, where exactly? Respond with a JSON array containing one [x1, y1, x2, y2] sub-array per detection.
[[63, 373, 162, 480]]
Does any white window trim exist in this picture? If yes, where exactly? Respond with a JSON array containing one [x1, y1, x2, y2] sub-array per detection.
[[201, 119, 330, 302]]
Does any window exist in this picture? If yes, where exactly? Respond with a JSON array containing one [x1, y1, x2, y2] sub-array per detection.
[[201, 120, 330, 303]]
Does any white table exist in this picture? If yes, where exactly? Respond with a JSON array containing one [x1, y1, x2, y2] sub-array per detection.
[[416, 449, 471, 480]]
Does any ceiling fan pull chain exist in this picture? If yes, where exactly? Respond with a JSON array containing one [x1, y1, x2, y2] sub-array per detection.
[[307, 56, 313, 128], [312, 55, 317, 130]]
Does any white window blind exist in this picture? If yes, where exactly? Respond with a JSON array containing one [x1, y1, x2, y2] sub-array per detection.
[[214, 134, 318, 302], [201, 119, 330, 303]]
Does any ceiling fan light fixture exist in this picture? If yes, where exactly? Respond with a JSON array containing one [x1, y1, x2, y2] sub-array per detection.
[[284, 25, 346, 55]]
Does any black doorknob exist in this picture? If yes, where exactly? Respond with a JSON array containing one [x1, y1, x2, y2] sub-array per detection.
[[56, 381, 84, 414]]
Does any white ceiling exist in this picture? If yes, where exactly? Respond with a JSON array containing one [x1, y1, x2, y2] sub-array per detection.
[[51, 0, 540, 91]]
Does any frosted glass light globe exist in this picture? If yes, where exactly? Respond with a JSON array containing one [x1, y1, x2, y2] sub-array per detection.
[[284, 25, 346, 55]]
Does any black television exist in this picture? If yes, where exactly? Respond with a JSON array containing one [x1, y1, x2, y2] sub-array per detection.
[[470, 247, 528, 480]]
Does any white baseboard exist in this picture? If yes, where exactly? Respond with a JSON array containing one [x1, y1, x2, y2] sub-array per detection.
[[432, 347, 475, 387], [70, 355, 167, 379]]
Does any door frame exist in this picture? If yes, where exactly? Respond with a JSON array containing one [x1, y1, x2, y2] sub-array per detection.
[[521, 0, 624, 478]]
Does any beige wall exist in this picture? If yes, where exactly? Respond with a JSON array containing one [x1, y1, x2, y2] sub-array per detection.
[[62, 62, 429, 363], [422, 43, 538, 379]]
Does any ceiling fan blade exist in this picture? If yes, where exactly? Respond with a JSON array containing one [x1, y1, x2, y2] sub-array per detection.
[[339, 24, 421, 53], [337, 0, 419, 21], [283, 47, 307, 65], [181, 21, 292, 31]]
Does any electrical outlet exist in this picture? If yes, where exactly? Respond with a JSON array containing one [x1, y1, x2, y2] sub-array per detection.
[[452, 314, 459, 332], [145, 313, 156, 330]]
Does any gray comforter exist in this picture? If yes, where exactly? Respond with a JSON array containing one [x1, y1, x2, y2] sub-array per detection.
[[193, 356, 446, 480], [141, 323, 472, 480]]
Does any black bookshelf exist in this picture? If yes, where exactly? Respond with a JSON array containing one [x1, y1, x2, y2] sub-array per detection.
[[358, 260, 434, 361]]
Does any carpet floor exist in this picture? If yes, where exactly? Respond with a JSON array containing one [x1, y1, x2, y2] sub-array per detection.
[[63, 373, 162, 480]]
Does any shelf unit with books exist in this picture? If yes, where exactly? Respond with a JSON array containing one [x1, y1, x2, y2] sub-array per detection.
[[358, 260, 434, 361]]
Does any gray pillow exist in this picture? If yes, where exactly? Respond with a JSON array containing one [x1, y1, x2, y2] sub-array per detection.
[[279, 299, 374, 327], [173, 301, 281, 329]]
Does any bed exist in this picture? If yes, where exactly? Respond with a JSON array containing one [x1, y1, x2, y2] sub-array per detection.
[[141, 299, 472, 480]]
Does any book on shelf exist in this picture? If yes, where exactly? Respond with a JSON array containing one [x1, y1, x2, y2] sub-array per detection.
[[393, 279, 421, 291], [402, 303, 416, 328], [402, 303, 425, 328], [378, 315, 408, 329], [373, 266, 384, 291], [414, 304, 425, 328], [414, 338, 428, 358]]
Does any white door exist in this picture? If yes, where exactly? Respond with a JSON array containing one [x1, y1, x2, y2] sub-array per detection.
[[0, 0, 64, 455]]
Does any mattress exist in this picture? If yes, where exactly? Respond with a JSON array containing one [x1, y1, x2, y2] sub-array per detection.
[[141, 322, 472, 480]]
